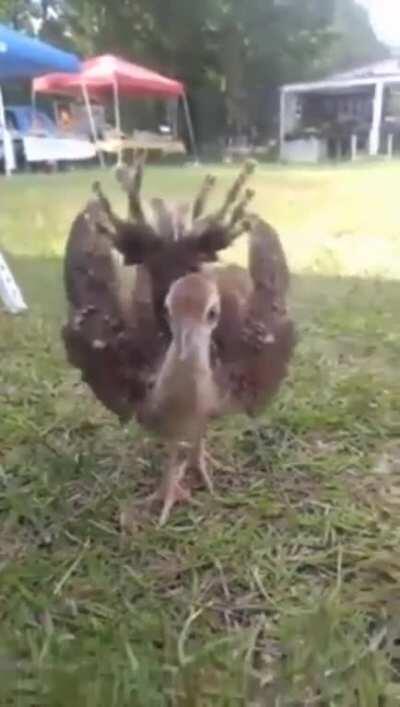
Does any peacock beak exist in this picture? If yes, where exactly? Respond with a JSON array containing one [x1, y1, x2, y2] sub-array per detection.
[[174, 319, 205, 361]]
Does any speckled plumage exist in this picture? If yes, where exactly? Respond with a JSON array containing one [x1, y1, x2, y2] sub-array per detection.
[[62, 162, 295, 523]]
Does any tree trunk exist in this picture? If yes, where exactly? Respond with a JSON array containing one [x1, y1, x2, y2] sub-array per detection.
[[221, 19, 248, 139]]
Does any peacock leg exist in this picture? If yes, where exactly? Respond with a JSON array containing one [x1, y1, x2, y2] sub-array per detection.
[[157, 444, 191, 526], [188, 434, 214, 494]]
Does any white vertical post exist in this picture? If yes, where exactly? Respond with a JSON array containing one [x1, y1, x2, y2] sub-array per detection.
[[31, 85, 37, 124], [350, 133, 358, 161], [0, 86, 15, 176], [52, 99, 59, 125], [182, 93, 198, 163], [170, 97, 178, 139], [369, 81, 384, 157], [112, 79, 122, 165], [113, 79, 121, 134], [81, 82, 104, 167], [279, 88, 285, 160], [387, 132, 394, 159]]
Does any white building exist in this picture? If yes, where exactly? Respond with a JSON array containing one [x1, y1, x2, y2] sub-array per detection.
[[280, 59, 400, 162]]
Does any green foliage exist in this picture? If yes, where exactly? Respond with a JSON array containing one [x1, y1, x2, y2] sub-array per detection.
[[67, 0, 388, 136], [319, 0, 388, 74], [0, 0, 75, 49]]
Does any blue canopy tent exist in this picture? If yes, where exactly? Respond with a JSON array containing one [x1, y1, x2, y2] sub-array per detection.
[[0, 24, 81, 174], [0, 24, 80, 78], [0, 26, 80, 315]]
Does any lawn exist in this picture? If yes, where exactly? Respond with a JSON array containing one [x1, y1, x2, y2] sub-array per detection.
[[1, 161, 400, 706]]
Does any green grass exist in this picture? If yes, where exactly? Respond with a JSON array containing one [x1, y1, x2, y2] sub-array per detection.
[[1, 161, 400, 705]]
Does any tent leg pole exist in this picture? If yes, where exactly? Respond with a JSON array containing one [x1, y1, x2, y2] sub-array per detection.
[[81, 83, 104, 167], [171, 97, 178, 138], [279, 88, 285, 160], [113, 80, 122, 165], [182, 94, 198, 164], [0, 86, 14, 177], [31, 85, 37, 118], [31, 87, 38, 170]]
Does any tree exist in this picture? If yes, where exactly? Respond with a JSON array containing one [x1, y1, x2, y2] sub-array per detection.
[[0, 0, 74, 49], [323, 0, 388, 72], [0, 0, 389, 143], [201, 0, 339, 134]]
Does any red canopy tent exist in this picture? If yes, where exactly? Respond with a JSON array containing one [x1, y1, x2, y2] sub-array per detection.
[[34, 55, 184, 98], [33, 55, 196, 161]]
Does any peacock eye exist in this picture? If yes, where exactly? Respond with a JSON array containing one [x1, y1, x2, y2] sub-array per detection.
[[207, 306, 219, 324]]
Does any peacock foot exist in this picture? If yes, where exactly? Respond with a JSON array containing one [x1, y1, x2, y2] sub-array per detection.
[[155, 464, 192, 527], [143, 457, 192, 527], [187, 439, 214, 494], [120, 469, 191, 531]]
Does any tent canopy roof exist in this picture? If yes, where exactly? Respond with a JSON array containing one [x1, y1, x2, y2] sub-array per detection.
[[0, 24, 80, 80], [33, 54, 184, 98]]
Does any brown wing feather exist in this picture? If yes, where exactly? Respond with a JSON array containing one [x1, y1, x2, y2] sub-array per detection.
[[62, 164, 261, 422], [215, 217, 296, 415], [62, 203, 165, 421]]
